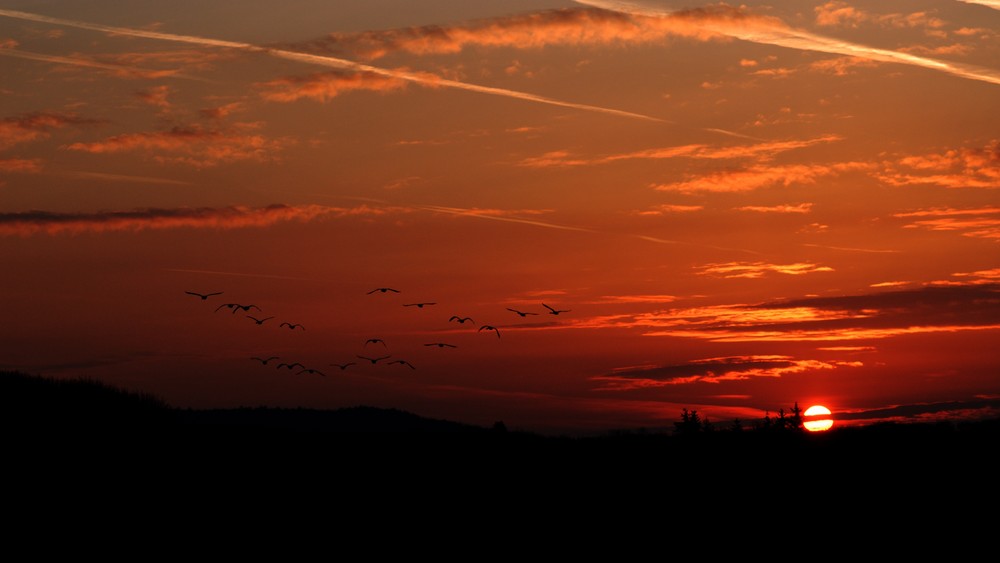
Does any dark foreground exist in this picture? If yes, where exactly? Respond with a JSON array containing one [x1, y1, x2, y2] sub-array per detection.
[[3, 370, 998, 493]]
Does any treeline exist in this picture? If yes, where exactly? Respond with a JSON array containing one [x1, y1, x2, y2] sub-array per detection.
[[673, 403, 806, 435]]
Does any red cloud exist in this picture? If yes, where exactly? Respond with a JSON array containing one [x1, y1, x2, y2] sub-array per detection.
[[697, 262, 834, 279], [64, 124, 291, 168], [305, 7, 761, 61], [0, 112, 98, 150], [257, 70, 409, 103], [653, 162, 872, 193], [0, 158, 41, 172], [134, 85, 171, 108], [0, 204, 397, 236], [879, 141, 999, 189]]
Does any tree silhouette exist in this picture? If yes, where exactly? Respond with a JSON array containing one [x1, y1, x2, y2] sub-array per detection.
[[789, 402, 804, 431]]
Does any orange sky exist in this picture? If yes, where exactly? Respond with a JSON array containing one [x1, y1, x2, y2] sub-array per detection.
[[1, 0, 998, 434]]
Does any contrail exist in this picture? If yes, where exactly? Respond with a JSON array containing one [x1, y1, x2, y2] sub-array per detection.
[[414, 203, 597, 233], [575, 0, 1000, 86], [349, 196, 762, 255], [956, 0, 1000, 10], [0, 8, 662, 121], [0, 47, 207, 80]]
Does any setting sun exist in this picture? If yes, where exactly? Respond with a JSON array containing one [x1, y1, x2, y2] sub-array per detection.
[[803, 405, 834, 432]]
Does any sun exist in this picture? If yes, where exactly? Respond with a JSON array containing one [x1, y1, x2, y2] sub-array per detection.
[[803, 405, 834, 432]]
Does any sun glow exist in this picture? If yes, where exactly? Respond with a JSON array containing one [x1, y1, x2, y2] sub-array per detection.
[[803, 405, 834, 432]]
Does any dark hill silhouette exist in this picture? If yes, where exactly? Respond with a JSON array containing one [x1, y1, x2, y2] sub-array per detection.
[[0, 369, 175, 433], [177, 405, 490, 434], [2, 369, 998, 475]]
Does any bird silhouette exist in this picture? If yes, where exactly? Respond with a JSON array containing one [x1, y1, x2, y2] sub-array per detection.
[[330, 362, 356, 370], [368, 287, 400, 294], [364, 338, 387, 348], [388, 360, 415, 369], [232, 304, 261, 314], [297, 368, 326, 377], [247, 315, 274, 325], [543, 303, 571, 315], [424, 342, 457, 348], [479, 325, 501, 339], [251, 356, 279, 365], [449, 316, 475, 325], [277, 362, 304, 370], [215, 303, 238, 313], [507, 308, 538, 317], [280, 322, 305, 330], [404, 302, 436, 308], [186, 291, 222, 300], [357, 354, 391, 364]]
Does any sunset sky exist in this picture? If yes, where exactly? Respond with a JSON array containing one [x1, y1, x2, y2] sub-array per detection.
[[1, 0, 997, 434]]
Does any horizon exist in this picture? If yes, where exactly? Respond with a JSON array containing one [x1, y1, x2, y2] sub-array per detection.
[[1, 0, 998, 435]]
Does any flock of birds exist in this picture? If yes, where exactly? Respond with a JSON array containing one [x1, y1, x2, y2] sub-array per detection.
[[184, 287, 572, 379]]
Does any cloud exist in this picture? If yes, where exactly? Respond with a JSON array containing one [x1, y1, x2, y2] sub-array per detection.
[[0, 112, 98, 150], [735, 203, 812, 213], [956, 1, 1000, 11], [0, 9, 659, 122], [618, 284, 1000, 342], [814, 1, 866, 28], [652, 162, 872, 193], [870, 281, 910, 288], [807, 56, 879, 76], [0, 48, 188, 80], [895, 206, 1000, 240], [306, 7, 746, 61], [697, 261, 834, 279], [135, 85, 172, 108], [0, 204, 391, 236], [64, 124, 291, 168], [0, 158, 41, 172], [257, 70, 408, 102], [199, 102, 244, 120], [951, 268, 1000, 281], [518, 135, 842, 168], [878, 141, 999, 189], [894, 206, 1000, 217], [576, 0, 1000, 86], [591, 294, 677, 304], [815, 2, 946, 31], [594, 355, 861, 390], [801, 243, 899, 254], [635, 204, 703, 215]]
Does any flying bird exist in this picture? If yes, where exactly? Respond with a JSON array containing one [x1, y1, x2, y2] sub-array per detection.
[[543, 303, 571, 315], [479, 325, 501, 339], [357, 354, 391, 364], [368, 287, 400, 294], [232, 304, 261, 314], [403, 302, 436, 308], [186, 291, 222, 300], [388, 360, 415, 370], [297, 368, 326, 377], [330, 362, 356, 371], [251, 356, 279, 365], [364, 338, 387, 348], [507, 308, 538, 317], [215, 303, 239, 313], [449, 316, 475, 325], [424, 343, 457, 348], [247, 315, 274, 325], [277, 362, 304, 370], [280, 322, 305, 330]]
